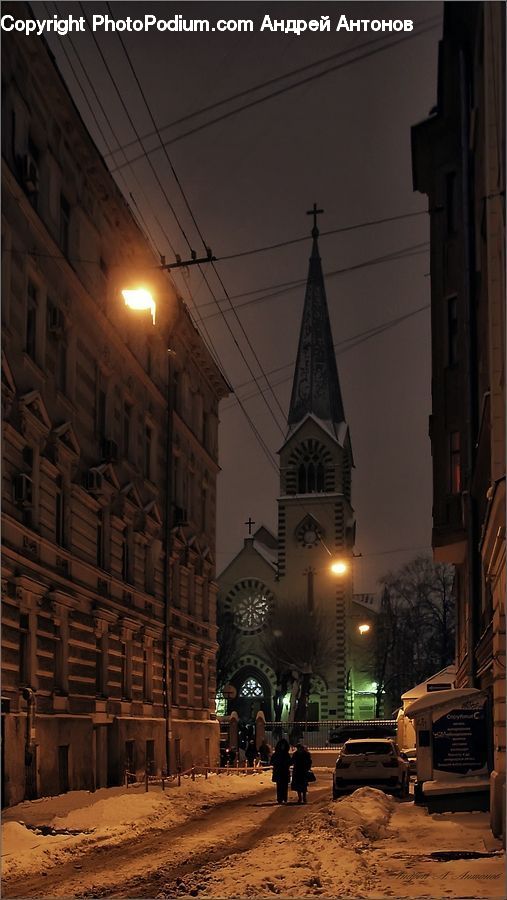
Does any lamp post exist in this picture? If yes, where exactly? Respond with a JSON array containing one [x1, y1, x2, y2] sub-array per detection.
[[122, 283, 178, 775]]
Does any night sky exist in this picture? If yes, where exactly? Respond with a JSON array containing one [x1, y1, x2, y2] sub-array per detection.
[[39, 1, 442, 592]]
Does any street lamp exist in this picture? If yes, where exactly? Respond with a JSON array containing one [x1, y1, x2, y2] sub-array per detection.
[[329, 560, 348, 576], [122, 287, 157, 324], [358, 623, 371, 635]]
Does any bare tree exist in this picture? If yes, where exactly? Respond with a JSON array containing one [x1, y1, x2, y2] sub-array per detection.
[[261, 599, 334, 723], [216, 609, 239, 692], [372, 556, 455, 714]]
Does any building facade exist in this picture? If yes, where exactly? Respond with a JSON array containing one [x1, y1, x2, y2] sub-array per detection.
[[217, 222, 376, 726], [1, 22, 228, 806], [411, 1, 505, 839]]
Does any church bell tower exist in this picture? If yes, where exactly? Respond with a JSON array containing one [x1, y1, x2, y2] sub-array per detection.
[[277, 206, 356, 719]]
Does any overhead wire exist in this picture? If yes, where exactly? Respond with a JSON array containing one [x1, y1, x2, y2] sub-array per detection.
[[104, 21, 440, 164], [109, 17, 442, 172], [100, 0, 290, 441], [76, 1, 280, 469]]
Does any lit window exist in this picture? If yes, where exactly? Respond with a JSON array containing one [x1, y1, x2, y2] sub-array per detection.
[[449, 432, 461, 494], [239, 677, 264, 699], [226, 578, 273, 634]]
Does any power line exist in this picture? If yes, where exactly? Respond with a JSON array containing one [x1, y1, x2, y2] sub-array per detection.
[[109, 18, 442, 173], [103, 24, 439, 163], [76, 3, 281, 468], [220, 302, 430, 411], [102, 1, 289, 441], [196, 242, 430, 320], [218, 210, 427, 262]]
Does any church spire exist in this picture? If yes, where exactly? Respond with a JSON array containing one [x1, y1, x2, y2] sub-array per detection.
[[287, 206, 346, 433]]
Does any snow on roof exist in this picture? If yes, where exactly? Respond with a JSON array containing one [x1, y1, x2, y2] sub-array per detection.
[[401, 664, 457, 703], [404, 688, 484, 718], [252, 539, 278, 570]]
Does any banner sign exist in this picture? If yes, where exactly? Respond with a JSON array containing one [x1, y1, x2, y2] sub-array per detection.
[[432, 696, 488, 775]]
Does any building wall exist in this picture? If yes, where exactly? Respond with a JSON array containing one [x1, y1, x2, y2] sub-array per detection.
[[412, 0, 505, 839], [1, 21, 227, 805]]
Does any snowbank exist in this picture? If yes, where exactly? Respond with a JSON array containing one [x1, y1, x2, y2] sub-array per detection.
[[330, 786, 394, 840], [1, 772, 270, 880]]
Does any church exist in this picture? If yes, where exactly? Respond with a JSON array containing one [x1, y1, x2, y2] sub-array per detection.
[[217, 210, 378, 727]]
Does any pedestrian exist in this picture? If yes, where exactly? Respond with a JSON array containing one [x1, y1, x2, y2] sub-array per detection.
[[245, 739, 258, 769], [271, 738, 291, 804], [237, 745, 246, 766], [291, 742, 313, 804], [258, 739, 271, 767], [228, 746, 237, 767]]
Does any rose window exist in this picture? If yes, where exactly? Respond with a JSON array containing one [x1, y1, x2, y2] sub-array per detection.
[[226, 579, 273, 634]]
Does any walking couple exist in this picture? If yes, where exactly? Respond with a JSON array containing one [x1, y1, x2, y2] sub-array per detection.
[[271, 739, 313, 804]]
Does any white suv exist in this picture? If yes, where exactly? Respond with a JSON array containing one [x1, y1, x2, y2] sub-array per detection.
[[332, 738, 409, 799]]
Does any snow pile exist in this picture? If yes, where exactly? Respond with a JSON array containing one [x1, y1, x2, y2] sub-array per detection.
[[1, 773, 270, 880], [330, 786, 394, 840], [154, 789, 395, 898]]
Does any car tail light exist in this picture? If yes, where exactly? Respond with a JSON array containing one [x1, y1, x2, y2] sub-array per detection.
[[382, 758, 399, 768], [336, 759, 350, 769]]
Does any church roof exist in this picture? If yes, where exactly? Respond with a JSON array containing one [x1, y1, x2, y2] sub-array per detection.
[[287, 218, 346, 435]]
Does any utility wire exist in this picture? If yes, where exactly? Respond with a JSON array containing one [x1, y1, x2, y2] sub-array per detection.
[[194, 241, 429, 320], [101, 1, 289, 441], [218, 210, 427, 262], [104, 20, 440, 163], [110, 18, 442, 172], [77, 3, 280, 468], [221, 303, 430, 411]]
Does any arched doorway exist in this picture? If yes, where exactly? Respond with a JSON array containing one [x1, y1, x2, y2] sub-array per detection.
[[229, 666, 272, 725]]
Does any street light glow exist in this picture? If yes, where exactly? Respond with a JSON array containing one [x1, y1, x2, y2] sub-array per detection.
[[122, 288, 156, 324], [358, 623, 371, 634], [330, 560, 348, 575]]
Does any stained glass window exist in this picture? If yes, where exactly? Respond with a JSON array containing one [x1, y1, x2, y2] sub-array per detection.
[[226, 579, 273, 634], [239, 677, 264, 698]]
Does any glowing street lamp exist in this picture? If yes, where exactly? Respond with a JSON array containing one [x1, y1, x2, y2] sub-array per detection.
[[122, 288, 156, 324], [358, 623, 371, 635], [330, 560, 348, 576]]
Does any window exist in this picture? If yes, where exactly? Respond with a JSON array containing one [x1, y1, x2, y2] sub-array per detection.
[[57, 340, 67, 394], [449, 431, 461, 494], [95, 370, 107, 441], [200, 486, 207, 532], [447, 296, 458, 365], [97, 509, 105, 569], [143, 648, 153, 702], [226, 578, 273, 634], [123, 401, 132, 458], [59, 194, 70, 256], [120, 641, 131, 699], [239, 677, 264, 699], [26, 280, 37, 359], [19, 613, 30, 685], [144, 424, 153, 480], [121, 527, 132, 583], [445, 172, 457, 235], [55, 476, 66, 548]]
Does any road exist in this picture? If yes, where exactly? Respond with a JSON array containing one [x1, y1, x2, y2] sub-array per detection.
[[3, 780, 334, 899]]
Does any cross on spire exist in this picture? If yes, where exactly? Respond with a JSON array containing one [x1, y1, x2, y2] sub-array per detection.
[[244, 517, 256, 535], [306, 203, 324, 237]]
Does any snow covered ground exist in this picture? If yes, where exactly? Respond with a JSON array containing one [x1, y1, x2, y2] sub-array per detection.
[[2, 775, 504, 899], [1, 771, 271, 880]]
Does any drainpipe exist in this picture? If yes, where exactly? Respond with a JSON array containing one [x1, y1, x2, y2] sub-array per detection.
[[459, 47, 479, 688], [163, 347, 176, 775]]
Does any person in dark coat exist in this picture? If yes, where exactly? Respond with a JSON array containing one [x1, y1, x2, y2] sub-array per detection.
[[245, 739, 258, 768], [270, 738, 291, 804], [258, 740, 271, 767], [291, 743, 312, 803]]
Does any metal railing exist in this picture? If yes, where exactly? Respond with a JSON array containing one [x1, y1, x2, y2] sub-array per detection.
[[263, 719, 397, 750], [124, 763, 267, 790]]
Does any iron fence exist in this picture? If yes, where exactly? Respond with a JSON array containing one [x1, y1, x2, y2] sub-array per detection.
[[263, 719, 397, 750]]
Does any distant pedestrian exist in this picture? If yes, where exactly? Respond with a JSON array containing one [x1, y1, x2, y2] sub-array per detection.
[[245, 739, 258, 768], [258, 740, 271, 767], [237, 746, 246, 766], [291, 743, 312, 804], [271, 738, 291, 804]]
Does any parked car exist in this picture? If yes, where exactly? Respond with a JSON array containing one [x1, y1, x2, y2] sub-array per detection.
[[332, 738, 410, 799], [401, 747, 417, 777]]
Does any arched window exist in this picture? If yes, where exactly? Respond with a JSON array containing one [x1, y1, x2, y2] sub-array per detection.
[[290, 440, 333, 494], [239, 677, 264, 699]]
